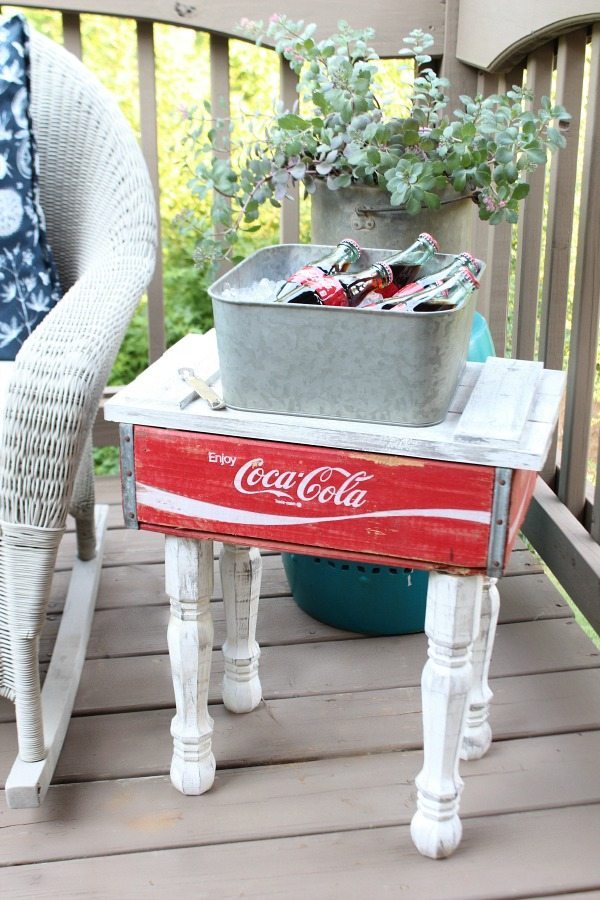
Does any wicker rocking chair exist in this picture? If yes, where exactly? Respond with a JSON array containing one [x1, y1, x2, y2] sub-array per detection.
[[0, 28, 156, 806]]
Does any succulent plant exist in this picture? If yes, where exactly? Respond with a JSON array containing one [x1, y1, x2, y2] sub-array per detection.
[[181, 16, 569, 265]]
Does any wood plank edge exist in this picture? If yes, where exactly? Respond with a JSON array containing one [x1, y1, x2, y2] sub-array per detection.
[[524, 479, 600, 634]]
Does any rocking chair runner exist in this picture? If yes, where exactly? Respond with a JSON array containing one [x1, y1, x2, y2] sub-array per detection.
[[0, 28, 156, 805]]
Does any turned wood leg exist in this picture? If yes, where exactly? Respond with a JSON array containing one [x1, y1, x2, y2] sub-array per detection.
[[219, 544, 262, 713], [461, 576, 500, 760], [165, 536, 215, 795], [410, 572, 483, 859]]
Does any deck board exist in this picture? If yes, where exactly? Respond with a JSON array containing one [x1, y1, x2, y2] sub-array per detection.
[[1, 617, 595, 725], [37, 602, 597, 668], [2, 731, 600, 868], [3, 669, 600, 786], [1, 475, 599, 895], [3, 806, 600, 899]]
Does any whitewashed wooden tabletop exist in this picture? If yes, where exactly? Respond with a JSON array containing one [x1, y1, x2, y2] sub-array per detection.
[[105, 330, 566, 471]]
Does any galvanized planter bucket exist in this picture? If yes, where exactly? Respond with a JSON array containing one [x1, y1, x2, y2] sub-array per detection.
[[310, 182, 475, 253], [209, 244, 482, 427]]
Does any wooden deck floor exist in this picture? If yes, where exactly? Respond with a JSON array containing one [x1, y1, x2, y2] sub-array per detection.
[[1, 476, 600, 898]]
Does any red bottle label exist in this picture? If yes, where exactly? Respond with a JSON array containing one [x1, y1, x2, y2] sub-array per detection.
[[298, 270, 348, 306], [293, 265, 325, 282], [379, 282, 401, 299]]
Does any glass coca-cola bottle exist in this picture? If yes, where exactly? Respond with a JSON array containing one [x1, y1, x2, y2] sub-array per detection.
[[377, 232, 440, 297], [392, 266, 480, 312], [395, 252, 479, 297], [335, 262, 394, 307], [285, 262, 393, 307], [275, 238, 361, 303], [361, 252, 480, 309]]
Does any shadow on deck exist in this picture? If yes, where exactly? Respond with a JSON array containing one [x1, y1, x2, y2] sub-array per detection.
[[1, 476, 600, 897]]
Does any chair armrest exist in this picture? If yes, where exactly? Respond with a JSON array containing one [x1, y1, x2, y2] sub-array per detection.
[[0, 253, 155, 528]]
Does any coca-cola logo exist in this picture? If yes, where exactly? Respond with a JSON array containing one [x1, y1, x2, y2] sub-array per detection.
[[233, 457, 373, 508]]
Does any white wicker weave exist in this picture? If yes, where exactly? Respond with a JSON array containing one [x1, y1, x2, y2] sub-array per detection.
[[0, 27, 156, 788]]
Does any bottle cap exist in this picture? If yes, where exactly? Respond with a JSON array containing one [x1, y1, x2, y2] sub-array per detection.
[[458, 251, 480, 272], [376, 262, 394, 285], [460, 266, 480, 289], [339, 238, 361, 260], [418, 232, 440, 253]]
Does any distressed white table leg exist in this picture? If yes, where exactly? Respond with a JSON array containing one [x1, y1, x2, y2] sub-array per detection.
[[165, 535, 216, 795], [461, 576, 500, 761], [219, 543, 262, 713], [410, 571, 483, 859]]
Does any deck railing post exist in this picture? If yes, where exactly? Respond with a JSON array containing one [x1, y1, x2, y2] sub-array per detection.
[[137, 19, 165, 363], [279, 60, 300, 245], [557, 25, 600, 520]]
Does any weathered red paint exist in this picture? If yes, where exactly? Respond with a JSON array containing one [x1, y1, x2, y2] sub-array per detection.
[[133, 427, 497, 571], [504, 468, 538, 569]]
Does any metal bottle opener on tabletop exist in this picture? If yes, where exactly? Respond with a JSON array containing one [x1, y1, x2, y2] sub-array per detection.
[[177, 367, 226, 410]]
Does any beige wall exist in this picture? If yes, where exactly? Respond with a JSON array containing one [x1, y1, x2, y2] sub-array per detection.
[[457, 0, 600, 71]]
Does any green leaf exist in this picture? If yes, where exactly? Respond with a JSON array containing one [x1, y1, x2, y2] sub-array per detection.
[[290, 162, 307, 179], [406, 194, 422, 215], [277, 113, 310, 130], [495, 146, 514, 165], [327, 172, 352, 190], [452, 172, 467, 192], [316, 162, 334, 175], [402, 130, 419, 146], [511, 181, 530, 200], [422, 191, 441, 209], [390, 184, 409, 206], [525, 147, 547, 165]]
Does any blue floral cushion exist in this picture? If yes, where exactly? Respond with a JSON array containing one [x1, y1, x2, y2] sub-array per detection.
[[0, 13, 61, 360]]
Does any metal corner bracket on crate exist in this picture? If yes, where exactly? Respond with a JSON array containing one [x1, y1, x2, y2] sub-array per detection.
[[486, 467, 512, 576], [119, 423, 138, 529]]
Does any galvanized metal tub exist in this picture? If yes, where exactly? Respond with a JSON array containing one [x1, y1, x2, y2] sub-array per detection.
[[310, 182, 474, 253], [209, 244, 482, 427]]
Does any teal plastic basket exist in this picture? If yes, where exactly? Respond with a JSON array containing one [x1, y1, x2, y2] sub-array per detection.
[[282, 553, 429, 635], [282, 313, 495, 635], [468, 311, 496, 362]]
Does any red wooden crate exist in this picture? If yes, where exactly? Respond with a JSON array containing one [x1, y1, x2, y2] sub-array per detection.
[[132, 427, 502, 572]]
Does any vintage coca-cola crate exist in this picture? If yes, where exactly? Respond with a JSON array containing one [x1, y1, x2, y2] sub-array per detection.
[[208, 244, 484, 427]]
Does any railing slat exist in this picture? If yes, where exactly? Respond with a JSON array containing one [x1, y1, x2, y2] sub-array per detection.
[[513, 43, 554, 361], [279, 60, 300, 245], [538, 30, 587, 484], [558, 24, 600, 519], [61, 11, 82, 57], [440, 0, 478, 112], [475, 216, 512, 357], [539, 30, 587, 371], [592, 445, 600, 542], [136, 19, 165, 362], [471, 70, 521, 356], [209, 34, 230, 145], [209, 34, 232, 276]]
